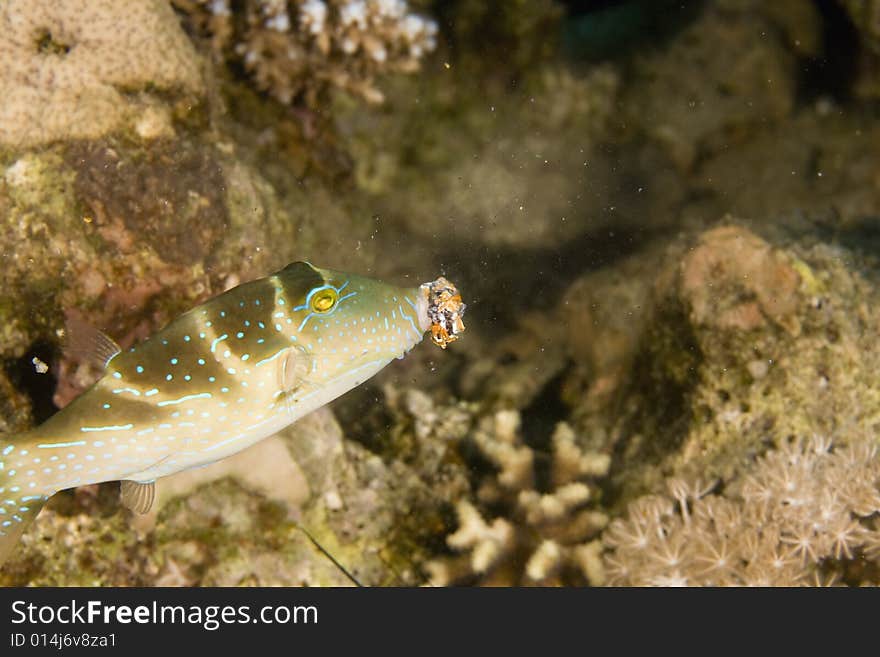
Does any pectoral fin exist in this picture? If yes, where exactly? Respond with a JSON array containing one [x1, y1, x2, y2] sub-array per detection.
[[277, 345, 312, 393], [64, 316, 122, 369], [120, 480, 156, 514], [277, 345, 313, 419]]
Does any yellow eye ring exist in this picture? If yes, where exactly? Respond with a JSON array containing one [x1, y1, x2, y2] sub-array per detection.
[[311, 288, 338, 313]]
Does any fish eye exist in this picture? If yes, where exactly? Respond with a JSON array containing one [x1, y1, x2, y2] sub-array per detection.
[[311, 288, 338, 313]]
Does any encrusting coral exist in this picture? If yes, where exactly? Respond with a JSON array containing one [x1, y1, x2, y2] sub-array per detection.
[[424, 410, 610, 586], [173, 0, 437, 105], [0, 0, 204, 149], [604, 434, 880, 586]]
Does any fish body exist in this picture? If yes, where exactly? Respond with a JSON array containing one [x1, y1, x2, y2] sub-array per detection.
[[0, 261, 461, 564]]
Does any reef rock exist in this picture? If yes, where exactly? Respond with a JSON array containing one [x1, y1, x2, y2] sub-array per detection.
[[608, 220, 880, 506], [680, 224, 802, 335]]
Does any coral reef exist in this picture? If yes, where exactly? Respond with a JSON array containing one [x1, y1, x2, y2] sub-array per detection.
[[3, 0, 880, 589], [173, 0, 437, 105], [604, 435, 880, 585], [0, 0, 204, 149], [580, 219, 880, 585], [424, 410, 610, 586], [415, 216, 880, 587]]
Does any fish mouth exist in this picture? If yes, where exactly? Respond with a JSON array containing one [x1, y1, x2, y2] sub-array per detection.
[[416, 290, 431, 332]]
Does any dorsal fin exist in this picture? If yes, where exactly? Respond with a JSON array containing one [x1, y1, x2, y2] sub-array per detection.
[[120, 480, 155, 514], [64, 317, 121, 369]]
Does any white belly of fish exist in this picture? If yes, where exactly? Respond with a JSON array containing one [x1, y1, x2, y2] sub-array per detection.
[[125, 356, 392, 482]]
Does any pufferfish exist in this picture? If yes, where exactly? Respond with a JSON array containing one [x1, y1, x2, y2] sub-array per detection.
[[0, 262, 466, 566]]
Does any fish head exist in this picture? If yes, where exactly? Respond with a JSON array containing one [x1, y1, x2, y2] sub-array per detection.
[[278, 263, 431, 389]]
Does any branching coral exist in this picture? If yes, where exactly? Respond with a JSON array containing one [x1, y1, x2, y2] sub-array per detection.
[[425, 410, 610, 586], [174, 0, 437, 105], [604, 434, 880, 586]]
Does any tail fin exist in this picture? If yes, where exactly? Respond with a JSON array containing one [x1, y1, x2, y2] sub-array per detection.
[[0, 434, 50, 567]]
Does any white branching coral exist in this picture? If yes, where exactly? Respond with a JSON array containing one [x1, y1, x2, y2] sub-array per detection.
[[396, 387, 473, 444], [603, 435, 880, 586], [425, 410, 611, 586], [174, 0, 437, 105], [445, 500, 515, 575]]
